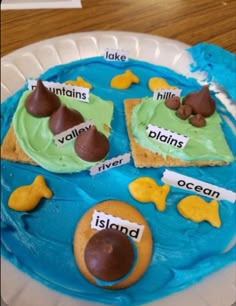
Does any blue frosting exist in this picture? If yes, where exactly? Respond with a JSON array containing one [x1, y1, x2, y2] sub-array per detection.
[[187, 43, 236, 101], [1, 57, 236, 306]]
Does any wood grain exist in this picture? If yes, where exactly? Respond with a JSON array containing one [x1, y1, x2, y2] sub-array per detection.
[[1, 0, 236, 56]]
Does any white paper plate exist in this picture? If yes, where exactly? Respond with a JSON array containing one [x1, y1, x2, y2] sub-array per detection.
[[1, 0, 82, 10], [1, 31, 236, 306]]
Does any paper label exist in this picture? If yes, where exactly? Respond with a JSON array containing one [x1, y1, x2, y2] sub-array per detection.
[[54, 120, 93, 146], [89, 152, 131, 175], [153, 88, 182, 100], [28, 79, 89, 102], [146, 124, 189, 149], [91, 210, 144, 242], [162, 169, 236, 203], [104, 48, 129, 62]]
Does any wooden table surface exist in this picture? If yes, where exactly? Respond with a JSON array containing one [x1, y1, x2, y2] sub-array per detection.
[[1, 0, 236, 57]]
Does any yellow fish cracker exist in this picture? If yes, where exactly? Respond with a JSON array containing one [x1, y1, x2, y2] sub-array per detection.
[[177, 195, 221, 228], [110, 69, 139, 90], [8, 175, 53, 212], [148, 77, 176, 92], [66, 77, 93, 89], [129, 177, 170, 211]]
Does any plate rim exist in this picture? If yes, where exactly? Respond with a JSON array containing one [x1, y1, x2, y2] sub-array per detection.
[[1, 30, 190, 61]]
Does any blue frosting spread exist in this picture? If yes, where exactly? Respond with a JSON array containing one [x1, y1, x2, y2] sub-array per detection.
[[188, 43, 236, 101], [1, 56, 236, 306]]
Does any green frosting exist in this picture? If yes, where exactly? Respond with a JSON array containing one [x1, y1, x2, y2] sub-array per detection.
[[131, 97, 234, 162], [13, 91, 114, 173]]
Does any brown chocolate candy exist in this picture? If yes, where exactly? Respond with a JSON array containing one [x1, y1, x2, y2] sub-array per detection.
[[165, 96, 181, 110], [183, 86, 216, 117], [25, 79, 60, 117], [49, 104, 84, 135], [84, 229, 135, 282], [74, 126, 109, 162], [189, 114, 206, 127], [176, 104, 192, 120]]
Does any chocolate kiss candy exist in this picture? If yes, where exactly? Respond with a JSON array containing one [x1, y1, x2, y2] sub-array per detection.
[[25, 79, 60, 117], [165, 96, 181, 110], [84, 229, 135, 282], [49, 104, 84, 135], [74, 126, 109, 162], [183, 86, 216, 117]]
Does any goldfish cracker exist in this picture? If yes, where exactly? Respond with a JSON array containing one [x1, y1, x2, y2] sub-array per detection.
[[110, 70, 139, 90], [151, 184, 170, 211], [148, 77, 176, 92], [177, 195, 221, 228], [66, 77, 93, 89], [8, 175, 53, 212], [128, 177, 170, 211]]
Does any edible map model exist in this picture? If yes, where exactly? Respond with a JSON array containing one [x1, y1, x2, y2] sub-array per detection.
[[1, 45, 236, 306]]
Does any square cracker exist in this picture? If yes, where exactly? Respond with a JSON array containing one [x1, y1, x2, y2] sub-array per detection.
[[1, 125, 37, 165], [1, 121, 112, 167], [124, 98, 225, 168]]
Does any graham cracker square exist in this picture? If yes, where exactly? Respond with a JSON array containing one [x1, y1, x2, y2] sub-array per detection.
[[124, 98, 224, 168], [1, 125, 36, 165]]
